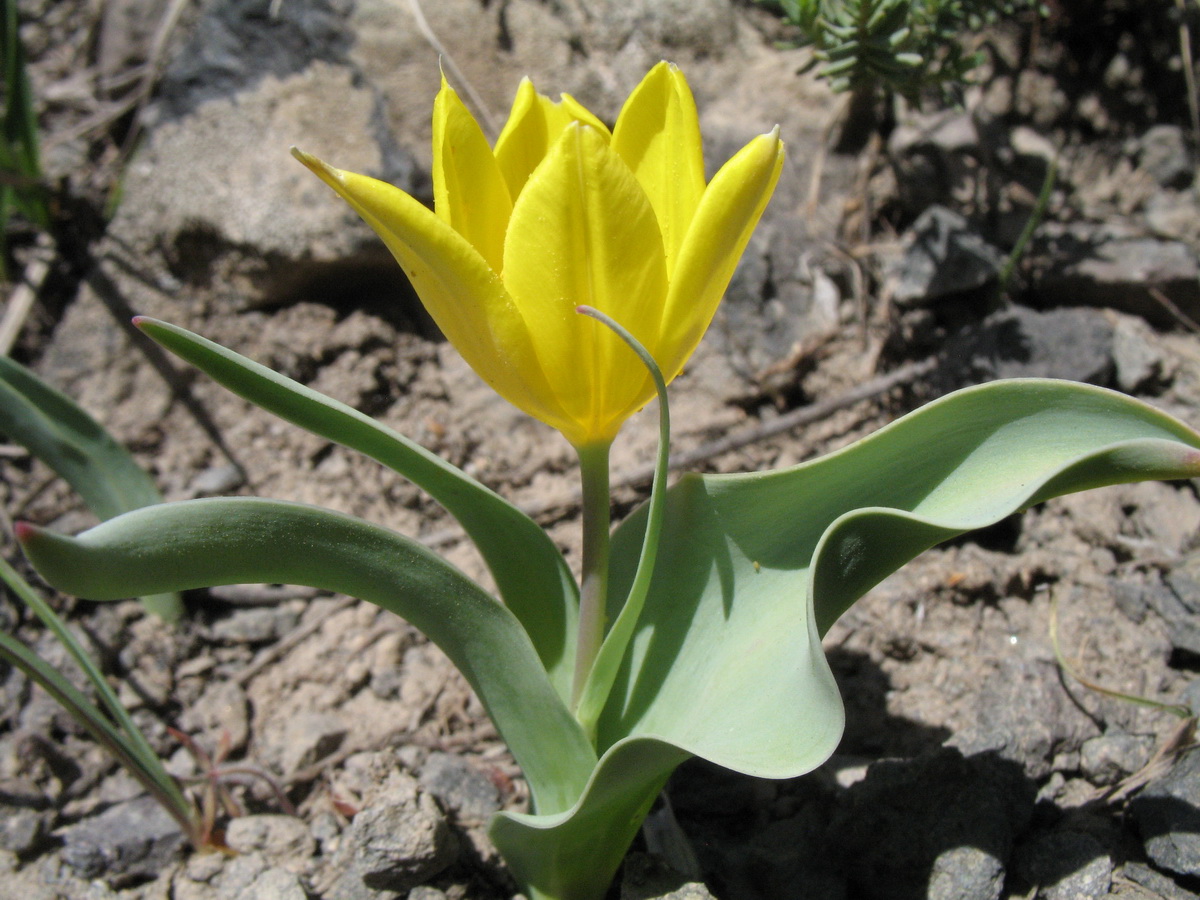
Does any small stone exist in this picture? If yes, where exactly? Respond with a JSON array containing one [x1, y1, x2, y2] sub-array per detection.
[[887, 206, 1005, 306], [927, 846, 1004, 900], [0, 804, 50, 855], [406, 888, 448, 900], [211, 607, 300, 644], [61, 794, 185, 882], [336, 777, 458, 893], [220, 858, 308, 900], [936, 305, 1115, 390], [1139, 125, 1193, 189], [1146, 189, 1200, 245], [184, 850, 226, 882], [187, 463, 244, 497], [1112, 314, 1166, 393], [1028, 222, 1200, 327], [1080, 732, 1155, 785], [1160, 554, 1200, 657], [888, 109, 981, 213], [309, 810, 342, 852], [949, 656, 1100, 780], [621, 852, 718, 900], [178, 680, 250, 753], [277, 712, 347, 774], [1121, 861, 1200, 900], [1010, 125, 1058, 188], [224, 814, 315, 869], [175, 851, 309, 900], [418, 752, 501, 825], [1129, 746, 1200, 877], [1014, 830, 1113, 900]]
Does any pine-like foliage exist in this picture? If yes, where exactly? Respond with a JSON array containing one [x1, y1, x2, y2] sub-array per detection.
[[765, 0, 1046, 100]]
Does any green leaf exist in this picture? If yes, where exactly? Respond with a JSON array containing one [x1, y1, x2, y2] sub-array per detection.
[[133, 318, 578, 700], [601, 380, 1200, 756], [0, 355, 181, 620], [494, 379, 1200, 896], [490, 738, 689, 900], [16, 497, 596, 815]]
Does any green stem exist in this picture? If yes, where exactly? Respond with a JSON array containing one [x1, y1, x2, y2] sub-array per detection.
[[572, 440, 612, 712]]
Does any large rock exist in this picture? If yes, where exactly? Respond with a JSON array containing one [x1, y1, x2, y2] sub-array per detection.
[[60, 795, 185, 883], [827, 749, 1035, 900], [933, 304, 1116, 392], [1129, 747, 1200, 878], [1027, 222, 1200, 326]]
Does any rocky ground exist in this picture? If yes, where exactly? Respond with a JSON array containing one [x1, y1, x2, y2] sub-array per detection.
[[4, 0, 1200, 898]]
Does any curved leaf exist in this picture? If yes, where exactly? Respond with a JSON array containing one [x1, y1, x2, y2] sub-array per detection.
[[0, 354, 181, 620], [496, 379, 1200, 895], [490, 737, 688, 900], [133, 318, 577, 698], [601, 380, 1200, 760], [16, 498, 596, 815]]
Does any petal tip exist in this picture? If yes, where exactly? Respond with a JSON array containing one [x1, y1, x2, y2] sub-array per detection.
[[291, 146, 326, 170], [291, 148, 345, 187]]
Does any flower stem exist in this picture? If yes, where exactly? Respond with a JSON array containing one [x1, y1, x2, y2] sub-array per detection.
[[572, 440, 612, 713]]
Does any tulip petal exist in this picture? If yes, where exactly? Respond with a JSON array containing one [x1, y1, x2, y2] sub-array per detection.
[[494, 79, 575, 202], [560, 93, 612, 139], [659, 130, 784, 381], [611, 62, 706, 277], [502, 124, 668, 446], [494, 82, 612, 204], [433, 78, 513, 273], [292, 150, 570, 429]]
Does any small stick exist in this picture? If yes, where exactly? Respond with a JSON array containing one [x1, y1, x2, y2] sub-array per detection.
[[407, 0, 498, 137], [0, 234, 54, 355], [1148, 286, 1200, 335]]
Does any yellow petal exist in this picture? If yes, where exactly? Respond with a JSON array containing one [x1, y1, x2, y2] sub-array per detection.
[[501, 124, 668, 445], [291, 149, 569, 428], [611, 62, 706, 277], [494, 82, 613, 203], [432, 77, 513, 273], [658, 129, 784, 381], [559, 93, 612, 139], [494, 79, 574, 201]]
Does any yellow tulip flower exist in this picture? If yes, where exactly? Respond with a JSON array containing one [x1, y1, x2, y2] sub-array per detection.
[[293, 62, 783, 449]]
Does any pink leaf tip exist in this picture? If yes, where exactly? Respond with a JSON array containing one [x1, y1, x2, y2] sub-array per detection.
[[13, 521, 39, 544]]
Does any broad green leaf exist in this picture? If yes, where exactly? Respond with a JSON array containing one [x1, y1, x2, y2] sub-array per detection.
[[0, 355, 181, 620], [494, 379, 1200, 896], [600, 380, 1200, 757], [133, 318, 578, 699], [16, 498, 596, 815]]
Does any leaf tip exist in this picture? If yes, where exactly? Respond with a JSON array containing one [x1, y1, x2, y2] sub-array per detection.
[[13, 520, 41, 545]]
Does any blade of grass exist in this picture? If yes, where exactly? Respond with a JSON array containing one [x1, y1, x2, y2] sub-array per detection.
[[0, 556, 169, 774], [0, 584, 197, 845], [1049, 588, 1192, 718]]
